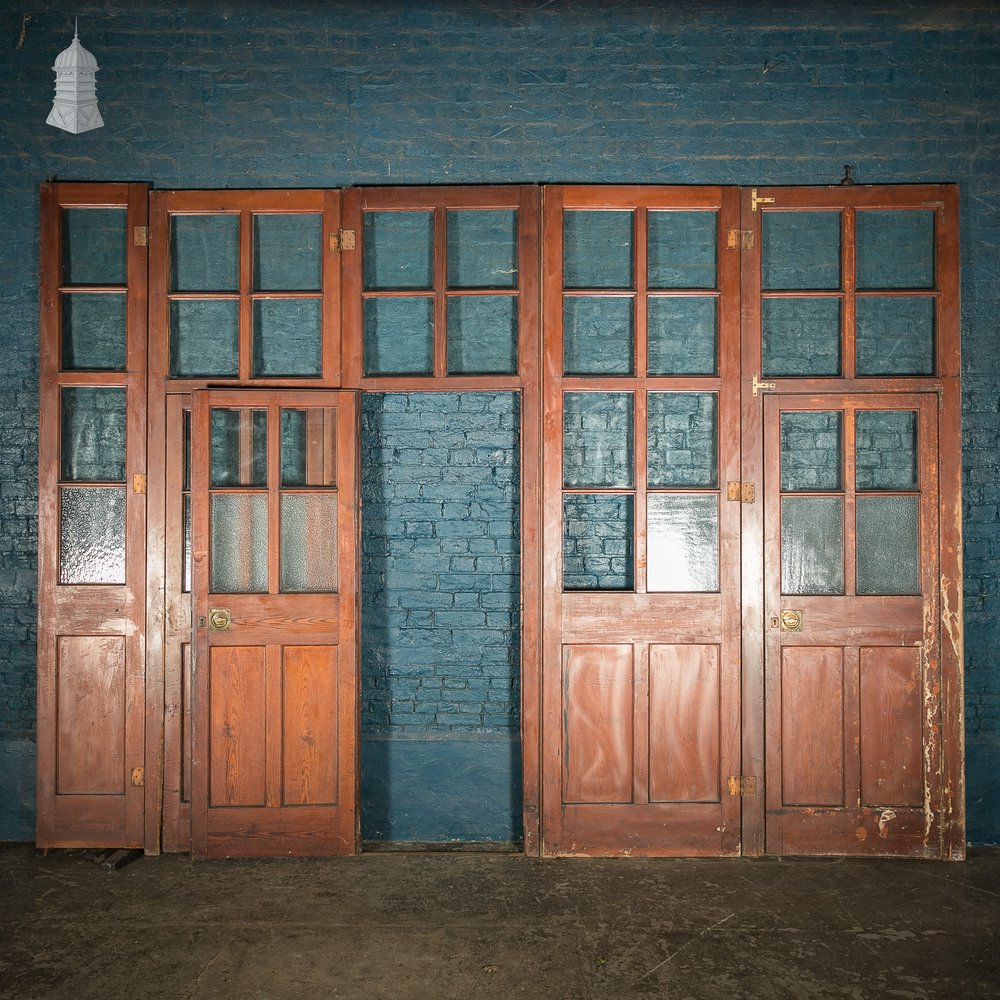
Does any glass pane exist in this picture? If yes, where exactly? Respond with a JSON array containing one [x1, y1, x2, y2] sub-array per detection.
[[252, 299, 322, 377], [280, 494, 338, 592], [253, 213, 322, 291], [647, 494, 719, 592], [62, 208, 127, 286], [61, 387, 126, 483], [61, 293, 127, 372], [210, 408, 267, 487], [169, 300, 239, 378], [762, 297, 841, 377], [856, 410, 918, 491], [781, 496, 844, 595], [647, 392, 717, 488], [856, 496, 920, 595], [170, 215, 239, 292], [647, 296, 717, 376], [363, 211, 433, 290], [59, 486, 126, 584], [856, 297, 934, 376], [363, 297, 434, 376], [563, 392, 633, 488], [183, 493, 192, 593], [856, 210, 934, 290], [780, 410, 842, 492], [563, 494, 633, 591], [762, 211, 841, 290], [447, 295, 517, 374], [648, 211, 717, 289], [281, 408, 336, 487], [447, 210, 517, 288], [564, 211, 633, 289], [183, 409, 192, 492], [563, 296, 633, 375], [210, 494, 267, 593]]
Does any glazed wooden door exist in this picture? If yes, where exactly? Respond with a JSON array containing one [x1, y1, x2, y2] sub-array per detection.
[[190, 389, 359, 858]]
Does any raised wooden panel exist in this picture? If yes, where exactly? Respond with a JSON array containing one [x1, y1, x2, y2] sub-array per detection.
[[563, 644, 633, 804], [56, 636, 125, 795], [860, 646, 923, 808], [209, 647, 266, 807], [282, 646, 339, 806], [180, 642, 192, 804], [781, 647, 844, 807], [648, 644, 720, 803]]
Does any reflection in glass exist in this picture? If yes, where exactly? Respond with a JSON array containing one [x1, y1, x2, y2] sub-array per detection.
[[364, 211, 433, 290], [780, 411, 842, 492], [564, 211, 633, 289], [856, 496, 920, 595], [183, 492, 192, 593], [252, 299, 322, 377], [647, 296, 717, 376], [781, 496, 844, 595], [856, 296, 934, 376], [447, 210, 517, 288], [363, 297, 434, 376], [563, 392, 633, 488], [171, 215, 239, 292], [563, 494, 633, 590], [170, 299, 239, 378], [856, 210, 934, 290], [647, 494, 719, 591], [210, 409, 267, 487], [648, 211, 717, 289], [762, 297, 841, 377], [61, 387, 126, 483], [59, 486, 126, 584], [856, 411, 918, 491], [647, 393, 717, 488], [281, 408, 336, 487], [563, 296, 633, 375], [61, 293, 127, 372], [762, 211, 841, 290], [253, 213, 322, 291], [210, 493, 268, 593], [447, 295, 518, 374], [280, 494, 338, 592], [62, 208, 127, 286]]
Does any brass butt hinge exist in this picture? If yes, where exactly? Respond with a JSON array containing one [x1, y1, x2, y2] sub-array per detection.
[[133, 226, 148, 247], [752, 373, 776, 397], [750, 188, 775, 212], [131, 767, 145, 787], [728, 775, 758, 797], [727, 228, 754, 251], [330, 229, 357, 252], [132, 473, 147, 494], [727, 481, 755, 503]]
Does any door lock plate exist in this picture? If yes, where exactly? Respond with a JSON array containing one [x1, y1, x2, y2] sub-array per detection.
[[780, 609, 804, 632], [208, 608, 231, 631]]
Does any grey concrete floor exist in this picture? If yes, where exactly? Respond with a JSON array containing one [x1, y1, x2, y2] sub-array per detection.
[[0, 844, 998, 1000]]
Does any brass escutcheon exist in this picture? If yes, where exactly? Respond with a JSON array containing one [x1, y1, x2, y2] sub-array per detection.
[[780, 609, 804, 632], [208, 608, 231, 631]]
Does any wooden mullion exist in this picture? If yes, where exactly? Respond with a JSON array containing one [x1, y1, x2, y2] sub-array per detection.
[[843, 207, 857, 381], [239, 209, 252, 381], [633, 641, 650, 805], [634, 387, 648, 595], [264, 643, 282, 809], [267, 403, 282, 595], [433, 207, 448, 378], [843, 404, 857, 597], [322, 188, 341, 386]]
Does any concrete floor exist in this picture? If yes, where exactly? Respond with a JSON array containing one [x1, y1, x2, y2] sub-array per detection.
[[1, 845, 998, 1000]]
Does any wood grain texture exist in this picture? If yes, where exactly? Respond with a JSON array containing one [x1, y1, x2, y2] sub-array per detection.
[[282, 646, 339, 807]]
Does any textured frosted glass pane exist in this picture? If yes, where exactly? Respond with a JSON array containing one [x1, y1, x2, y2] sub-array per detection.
[[59, 487, 126, 584], [648, 211, 717, 288], [647, 392, 717, 488], [856, 297, 934, 376], [61, 293, 127, 371], [210, 494, 267, 593], [183, 493, 192, 593], [563, 494, 633, 591], [647, 494, 719, 592], [856, 211, 934, 290], [210, 409, 267, 487], [856, 411, 918, 491], [252, 299, 322, 377], [564, 211, 633, 289], [170, 300, 239, 378], [364, 211, 433, 290], [280, 494, 338, 592], [762, 211, 841, 290], [647, 296, 717, 376], [447, 210, 517, 288], [253, 213, 322, 291], [780, 411, 842, 492], [563, 296, 633, 375], [563, 392, 633, 488], [281, 408, 336, 487], [856, 496, 920, 595], [61, 387, 126, 483], [762, 297, 841, 377], [62, 208, 127, 286], [171, 215, 239, 292], [781, 497, 844, 595], [447, 295, 517, 374], [363, 297, 434, 376]]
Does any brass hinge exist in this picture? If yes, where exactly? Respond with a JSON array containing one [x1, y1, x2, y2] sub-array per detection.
[[727, 481, 755, 503], [133, 226, 148, 247], [727, 228, 754, 251], [728, 775, 757, 797], [132, 473, 147, 494], [750, 188, 775, 212], [330, 229, 356, 252], [131, 767, 145, 787], [752, 373, 776, 397]]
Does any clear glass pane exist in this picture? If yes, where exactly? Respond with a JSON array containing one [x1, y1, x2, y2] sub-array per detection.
[[210, 408, 267, 487], [648, 211, 717, 289], [183, 492, 192, 593], [281, 408, 336, 487], [563, 494, 633, 591], [647, 296, 717, 376], [856, 296, 934, 376], [781, 496, 844, 595], [61, 387, 126, 483], [253, 213, 322, 291], [170, 215, 239, 292], [61, 293, 127, 372], [280, 494, 338, 592], [447, 295, 518, 374], [647, 494, 719, 592], [563, 296, 633, 375], [183, 409, 192, 492], [62, 208, 127, 286], [856, 496, 920, 595], [447, 210, 517, 288], [363, 297, 434, 376], [647, 392, 718, 488], [780, 411, 842, 492], [252, 299, 322, 377], [563, 392, 633, 488], [762, 297, 841, 377], [856, 210, 934, 290], [564, 211, 633, 289], [59, 486, 126, 584], [169, 300, 239, 378], [210, 493, 268, 593], [856, 410, 918, 491], [762, 211, 841, 290], [363, 211, 433, 290]]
